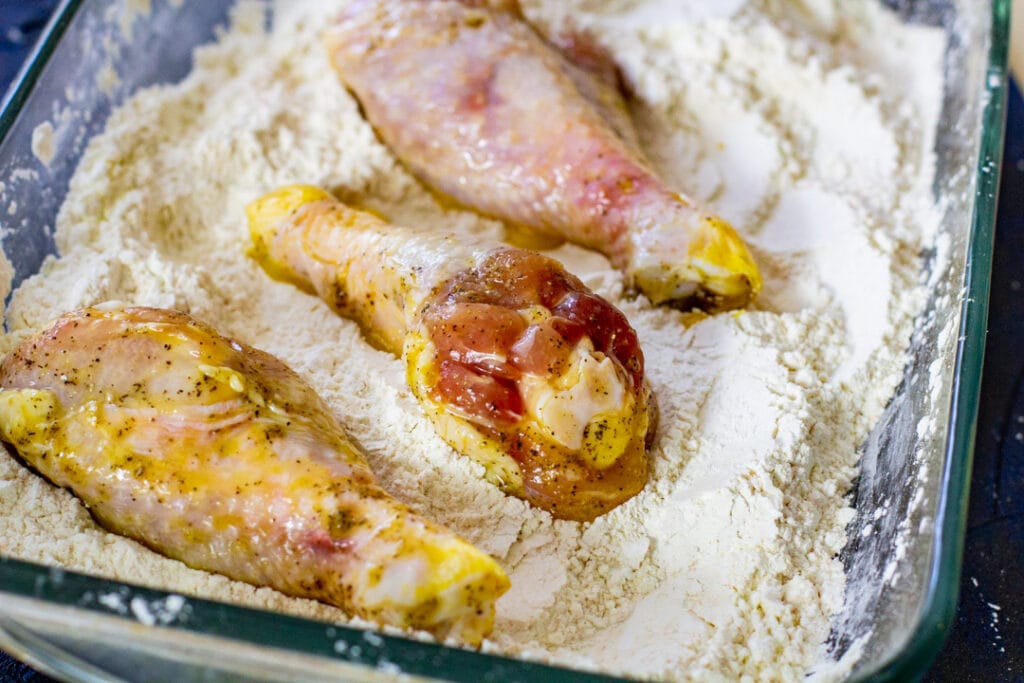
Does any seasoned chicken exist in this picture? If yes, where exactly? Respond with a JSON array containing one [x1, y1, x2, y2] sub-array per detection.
[[0, 305, 509, 645], [324, 0, 762, 311], [248, 185, 653, 522]]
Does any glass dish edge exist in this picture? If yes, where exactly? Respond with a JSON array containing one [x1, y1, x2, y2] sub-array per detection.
[[849, 0, 1009, 680], [0, 0, 1010, 681]]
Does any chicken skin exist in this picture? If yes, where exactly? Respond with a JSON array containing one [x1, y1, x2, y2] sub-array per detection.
[[248, 185, 653, 522], [0, 305, 509, 645], [324, 0, 762, 311]]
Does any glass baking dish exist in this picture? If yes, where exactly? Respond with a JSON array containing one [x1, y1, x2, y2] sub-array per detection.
[[0, 0, 1008, 681]]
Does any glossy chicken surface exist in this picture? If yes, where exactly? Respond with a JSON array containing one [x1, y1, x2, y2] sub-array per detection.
[[0, 306, 509, 645], [324, 0, 762, 311], [248, 185, 652, 521]]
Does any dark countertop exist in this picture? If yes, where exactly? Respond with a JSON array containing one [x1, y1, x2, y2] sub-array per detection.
[[0, 4, 1019, 682], [922, 79, 1024, 683]]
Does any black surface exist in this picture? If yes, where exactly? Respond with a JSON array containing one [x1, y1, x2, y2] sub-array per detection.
[[0, 3, 1020, 683], [0, 2, 52, 93], [923, 79, 1024, 683]]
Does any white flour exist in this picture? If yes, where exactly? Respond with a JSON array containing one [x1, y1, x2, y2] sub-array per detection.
[[0, 1, 945, 680]]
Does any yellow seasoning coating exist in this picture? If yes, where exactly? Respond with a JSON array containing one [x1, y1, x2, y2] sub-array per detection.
[[0, 306, 509, 646], [248, 185, 654, 522]]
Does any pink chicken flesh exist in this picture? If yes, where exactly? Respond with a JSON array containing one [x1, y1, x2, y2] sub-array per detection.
[[325, 0, 762, 311]]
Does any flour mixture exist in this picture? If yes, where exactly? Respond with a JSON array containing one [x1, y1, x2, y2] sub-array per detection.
[[0, 1, 945, 680]]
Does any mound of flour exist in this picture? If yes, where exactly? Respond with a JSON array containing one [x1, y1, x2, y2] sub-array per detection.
[[0, 1, 944, 679]]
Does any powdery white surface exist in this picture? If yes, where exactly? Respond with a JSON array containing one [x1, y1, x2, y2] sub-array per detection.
[[0, 1, 945, 680]]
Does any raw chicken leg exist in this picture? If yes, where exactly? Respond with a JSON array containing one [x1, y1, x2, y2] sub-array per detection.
[[248, 185, 653, 522], [0, 305, 509, 645], [324, 0, 762, 311]]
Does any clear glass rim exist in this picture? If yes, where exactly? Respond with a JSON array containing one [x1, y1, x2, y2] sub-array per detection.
[[847, 0, 1009, 680], [0, 0, 1009, 681], [0, 0, 80, 143]]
